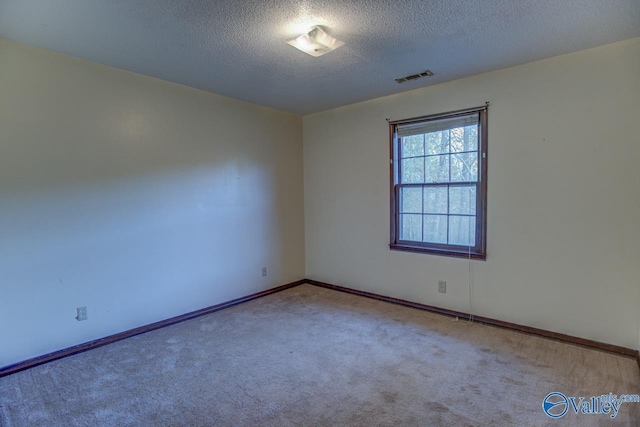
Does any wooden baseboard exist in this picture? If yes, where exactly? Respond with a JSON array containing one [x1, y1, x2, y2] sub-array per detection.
[[305, 279, 638, 359], [3, 277, 637, 378], [0, 280, 306, 378]]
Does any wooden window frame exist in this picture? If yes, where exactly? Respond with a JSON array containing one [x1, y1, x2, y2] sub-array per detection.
[[389, 106, 488, 260]]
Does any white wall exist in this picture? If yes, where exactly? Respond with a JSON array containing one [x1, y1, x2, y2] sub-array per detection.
[[304, 38, 640, 349], [0, 38, 305, 368]]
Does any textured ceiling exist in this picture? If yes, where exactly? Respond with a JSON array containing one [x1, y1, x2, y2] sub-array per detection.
[[1, 0, 639, 115]]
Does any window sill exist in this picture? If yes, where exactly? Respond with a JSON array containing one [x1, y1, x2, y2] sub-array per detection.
[[389, 243, 486, 260]]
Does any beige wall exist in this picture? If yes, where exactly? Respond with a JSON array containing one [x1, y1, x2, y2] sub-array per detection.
[[0, 38, 305, 368], [2, 35, 638, 368], [304, 38, 640, 349]]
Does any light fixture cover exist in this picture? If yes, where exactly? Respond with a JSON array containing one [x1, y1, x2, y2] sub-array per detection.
[[287, 26, 344, 57]]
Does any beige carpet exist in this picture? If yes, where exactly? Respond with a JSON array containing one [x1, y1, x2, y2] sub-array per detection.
[[1, 284, 638, 426]]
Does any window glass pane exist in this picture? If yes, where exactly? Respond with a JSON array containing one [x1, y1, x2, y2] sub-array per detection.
[[423, 186, 447, 214], [425, 130, 449, 155], [425, 155, 449, 183], [401, 158, 424, 183], [450, 125, 478, 153], [423, 215, 447, 244], [449, 185, 476, 215], [400, 187, 422, 213], [400, 214, 422, 241], [401, 135, 424, 158], [450, 152, 478, 182], [449, 216, 476, 246]]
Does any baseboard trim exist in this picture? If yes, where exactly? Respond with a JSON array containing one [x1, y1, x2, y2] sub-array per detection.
[[0, 279, 306, 378], [3, 278, 636, 378], [305, 279, 638, 359]]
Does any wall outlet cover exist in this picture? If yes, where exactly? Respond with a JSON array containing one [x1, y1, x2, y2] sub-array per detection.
[[438, 281, 447, 293], [76, 306, 88, 321]]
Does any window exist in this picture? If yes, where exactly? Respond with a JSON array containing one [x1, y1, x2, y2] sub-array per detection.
[[389, 106, 487, 259]]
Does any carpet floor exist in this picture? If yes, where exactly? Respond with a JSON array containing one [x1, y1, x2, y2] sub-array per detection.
[[1, 284, 638, 426]]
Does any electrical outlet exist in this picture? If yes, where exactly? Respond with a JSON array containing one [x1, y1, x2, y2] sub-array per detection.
[[438, 281, 447, 294], [261, 267, 267, 277], [76, 306, 87, 321]]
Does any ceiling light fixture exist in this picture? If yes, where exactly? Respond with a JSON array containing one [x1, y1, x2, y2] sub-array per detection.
[[287, 26, 344, 57]]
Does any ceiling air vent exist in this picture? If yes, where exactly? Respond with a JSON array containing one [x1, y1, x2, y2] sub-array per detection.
[[394, 70, 433, 84]]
